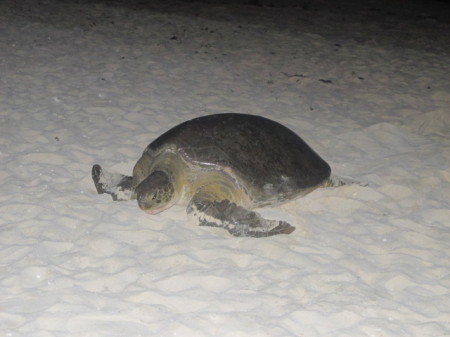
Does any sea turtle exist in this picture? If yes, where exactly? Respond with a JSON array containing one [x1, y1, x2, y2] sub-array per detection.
[[92, 113, 343, 237]]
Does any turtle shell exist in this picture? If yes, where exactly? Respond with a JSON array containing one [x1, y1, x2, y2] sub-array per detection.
[[139, 113, 331, 205]]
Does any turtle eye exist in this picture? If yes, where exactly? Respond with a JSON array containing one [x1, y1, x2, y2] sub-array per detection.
[[151, 192, 158, 201], [153, 193, 162, 204]]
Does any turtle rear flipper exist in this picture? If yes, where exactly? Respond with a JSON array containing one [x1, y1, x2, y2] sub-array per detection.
[[188, 198, 295, 238], [325, 174, 368, 187], [92, 164, 134, 201]]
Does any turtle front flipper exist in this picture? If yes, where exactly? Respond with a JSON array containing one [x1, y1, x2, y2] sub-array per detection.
[[187, 198, 295, 238], [92, 164, 134, 201]]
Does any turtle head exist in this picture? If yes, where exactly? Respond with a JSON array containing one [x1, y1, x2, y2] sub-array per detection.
[[136, 170, 176, 214]]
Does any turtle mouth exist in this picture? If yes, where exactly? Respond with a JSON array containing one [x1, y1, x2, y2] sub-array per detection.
[[144, 208, 162, 215], [138, 198, 173, 215], [143, 205, 170, 215]]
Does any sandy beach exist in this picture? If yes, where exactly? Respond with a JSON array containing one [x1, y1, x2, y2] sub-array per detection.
[[1, 0, 449, 336]]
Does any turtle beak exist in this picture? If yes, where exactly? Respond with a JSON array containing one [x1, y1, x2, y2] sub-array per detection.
[[137, 191, 160, 214], [137, 192, 173, 214]]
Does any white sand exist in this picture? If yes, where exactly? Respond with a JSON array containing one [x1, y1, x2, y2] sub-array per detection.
[[1, 0, 449, 336]]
